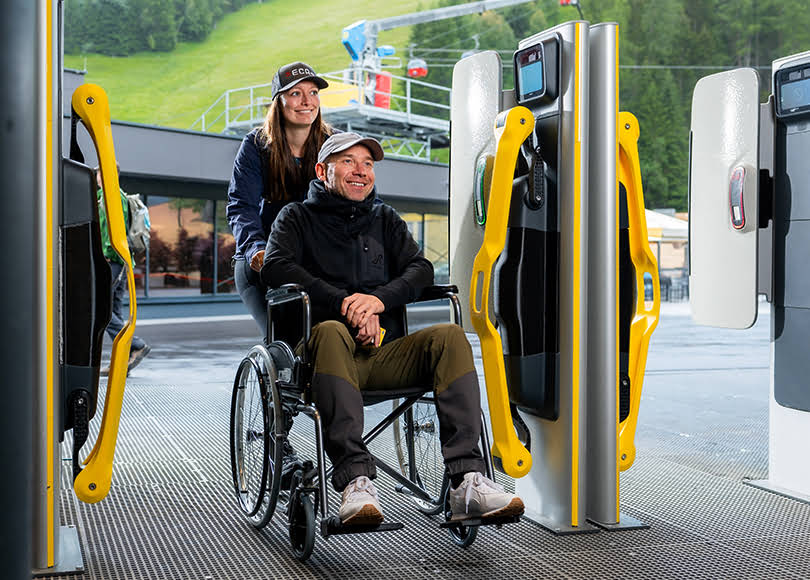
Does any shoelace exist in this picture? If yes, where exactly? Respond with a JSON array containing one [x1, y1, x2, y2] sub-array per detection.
[[463, 472, 505, 512], [345, 476, 378, 502]]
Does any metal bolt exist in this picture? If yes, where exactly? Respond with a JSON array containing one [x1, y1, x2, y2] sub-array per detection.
[[520, 118, 526, 124], [89, 483, 96, 490], [625, 123, 630, 130], [621, 453, 627, 460], [86, 97, 94, 104], [517, 460, 524, 466]]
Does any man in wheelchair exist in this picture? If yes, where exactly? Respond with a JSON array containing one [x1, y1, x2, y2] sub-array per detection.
[[262, 132, 525, 526]]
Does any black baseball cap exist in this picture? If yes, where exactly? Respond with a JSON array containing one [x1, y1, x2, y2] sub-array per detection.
[[317, 132, 385, 164], [271, 61, 329, 99]]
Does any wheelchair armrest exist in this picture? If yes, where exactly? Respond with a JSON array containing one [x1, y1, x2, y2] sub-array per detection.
[[414, 284, 459, 303], [413, 285, 463, 327], [266, 283, 308, 307], [264, 284, 312, 359]]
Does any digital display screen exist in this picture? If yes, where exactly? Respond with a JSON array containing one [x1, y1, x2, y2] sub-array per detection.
[[780, 77, 810, 111], [516, 46, 545, 102], [520, 60, 544, 97]]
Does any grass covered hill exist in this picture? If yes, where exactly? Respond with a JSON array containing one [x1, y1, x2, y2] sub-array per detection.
[[64, 0, 424, 128]]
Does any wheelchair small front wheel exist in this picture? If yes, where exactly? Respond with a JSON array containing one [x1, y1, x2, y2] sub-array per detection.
[[288, 493, 316, 562], [443, 484, 478, 548], [230, 345, 284, 529]]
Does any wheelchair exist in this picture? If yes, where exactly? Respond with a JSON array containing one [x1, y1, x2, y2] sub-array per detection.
[[228, 283, 518, 562]]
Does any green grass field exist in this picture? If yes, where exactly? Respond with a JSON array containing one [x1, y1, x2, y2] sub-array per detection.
[[64, 0, 425, 128]]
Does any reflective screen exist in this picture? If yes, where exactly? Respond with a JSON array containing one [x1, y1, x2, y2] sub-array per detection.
[[519, 60, 544, 98], [516, 45, 545, 102], [780, 77, 810, 111]]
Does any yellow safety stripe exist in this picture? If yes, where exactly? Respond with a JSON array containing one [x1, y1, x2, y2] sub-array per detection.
[[614, 29, 621, 522], [46, 2, 55, 564], [71, 84, 134, 503], [469, 105, 533, 479], [617, 111, 660, 471], [570, 23, 583, 527]]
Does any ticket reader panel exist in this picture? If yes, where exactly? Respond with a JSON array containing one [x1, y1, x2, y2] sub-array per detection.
[[689, 68, 760, 329], [496, 34, 562, 421], [772, 53, 810, 413], [60, 159, 112, 435]]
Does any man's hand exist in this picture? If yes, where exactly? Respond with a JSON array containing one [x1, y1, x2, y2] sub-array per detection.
[[355, 314, 382, 346], [250, 250, 265, 272], [342, 293, 384, 328]]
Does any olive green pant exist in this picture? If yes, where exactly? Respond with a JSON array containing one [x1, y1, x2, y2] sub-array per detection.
[[307, 320, 486, 491]]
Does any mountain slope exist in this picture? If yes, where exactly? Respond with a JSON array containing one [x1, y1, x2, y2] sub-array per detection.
[[64, 0, 424, 128]]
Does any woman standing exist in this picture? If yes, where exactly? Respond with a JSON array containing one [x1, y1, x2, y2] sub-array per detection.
[[227, 61, 333, 333]]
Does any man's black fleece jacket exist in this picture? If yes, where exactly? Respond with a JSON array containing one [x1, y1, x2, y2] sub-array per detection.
[[261, 179, 434, 338]]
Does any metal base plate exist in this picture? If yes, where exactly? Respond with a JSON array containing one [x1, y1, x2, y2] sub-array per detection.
[[32, 525, 84, 577], [589, 512, 650, 531], [744, 479, 810, 505], [524, 513, 600, 536]]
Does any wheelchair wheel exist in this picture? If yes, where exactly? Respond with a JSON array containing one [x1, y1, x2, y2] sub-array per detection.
[[393, 399, 444, 515], [442, 482, 478, 548], [288, 493, 316, 562], [230, 345, 284, 529]]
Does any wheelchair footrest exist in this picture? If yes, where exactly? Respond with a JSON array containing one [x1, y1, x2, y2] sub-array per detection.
[[320, 516, 404, 538], [439, 515, 522, 528]]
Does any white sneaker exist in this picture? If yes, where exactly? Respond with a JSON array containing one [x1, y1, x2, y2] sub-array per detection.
[[448, 472, 525, 521], [338, 476, 384, 525]]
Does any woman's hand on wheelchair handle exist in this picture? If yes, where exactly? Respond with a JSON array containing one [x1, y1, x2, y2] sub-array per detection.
[[342, 293, 384, 329], [250, 249, 265, 272]]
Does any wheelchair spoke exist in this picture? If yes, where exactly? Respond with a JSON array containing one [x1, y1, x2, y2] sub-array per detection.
[[393, 399, 444, 514]]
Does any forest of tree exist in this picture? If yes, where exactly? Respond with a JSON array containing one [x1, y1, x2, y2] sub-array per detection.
[[407, 0, 810, 210], [64, 0, 259, 55]]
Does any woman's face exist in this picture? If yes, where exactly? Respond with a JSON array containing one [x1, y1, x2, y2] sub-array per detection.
[[279, 80, 321, 128]]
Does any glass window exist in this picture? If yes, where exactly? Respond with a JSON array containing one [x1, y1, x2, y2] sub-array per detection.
[[145, 196, 214, 297], [213, 203, 237, 295], [398, 211, 449, 283]]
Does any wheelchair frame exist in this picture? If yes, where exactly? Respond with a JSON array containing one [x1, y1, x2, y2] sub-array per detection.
[[229, 283, 516, 562]]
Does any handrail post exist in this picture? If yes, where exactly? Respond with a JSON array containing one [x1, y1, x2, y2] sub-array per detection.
[[225, 90, 230, 131], [406, 78, 411, 121], [249, 87, 255, 123]]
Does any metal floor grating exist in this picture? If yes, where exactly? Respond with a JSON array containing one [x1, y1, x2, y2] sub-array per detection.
[[47, 306, 810, 579]]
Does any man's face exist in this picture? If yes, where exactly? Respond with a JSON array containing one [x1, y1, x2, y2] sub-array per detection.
[[316, 144, 376, 201], [279, 80, 320, 128]]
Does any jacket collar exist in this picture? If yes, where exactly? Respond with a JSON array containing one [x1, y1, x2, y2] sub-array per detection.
[[305, 179, 377, 216]]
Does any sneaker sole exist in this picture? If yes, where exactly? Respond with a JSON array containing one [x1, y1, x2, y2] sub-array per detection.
[[450, 497, 525, 521], [341, 504, 384, 526]]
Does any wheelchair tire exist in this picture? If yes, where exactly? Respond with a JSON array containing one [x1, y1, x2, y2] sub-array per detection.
[[442, 483, 478, 548], [230, 345, 284, 529], [393, 399, 444, 515], [288, 492, 316, 562]]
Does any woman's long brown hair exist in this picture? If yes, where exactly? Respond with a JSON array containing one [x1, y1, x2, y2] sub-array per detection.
[[255, 97, 332, 202]]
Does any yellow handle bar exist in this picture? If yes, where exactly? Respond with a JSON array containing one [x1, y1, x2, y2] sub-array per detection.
[[469, 106, 534, 479], [617, 112, 660, 471], [71, 84, 135, 503]]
